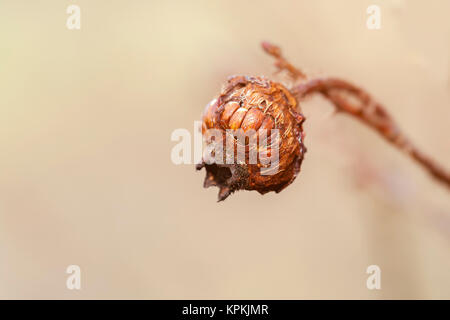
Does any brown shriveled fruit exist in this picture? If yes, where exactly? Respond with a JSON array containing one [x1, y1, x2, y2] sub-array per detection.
[[196, 75, 306, 201], [196, 42, 450, 201]]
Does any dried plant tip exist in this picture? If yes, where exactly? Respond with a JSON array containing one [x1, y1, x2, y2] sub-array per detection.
[[196, 42, 450, 202], [261, 42, 306, 80]]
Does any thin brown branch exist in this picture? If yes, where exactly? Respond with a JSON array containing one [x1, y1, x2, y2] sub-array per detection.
[[263, 42, 450, 189], [261, 42, 306, 81]]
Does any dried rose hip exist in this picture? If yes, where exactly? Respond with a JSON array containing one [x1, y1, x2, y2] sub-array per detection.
[[195, 42, 450, 202], [196, 75, 306, 201]]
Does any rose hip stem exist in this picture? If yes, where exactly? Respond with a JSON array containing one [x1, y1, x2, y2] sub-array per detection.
[[262, 41, 450, 189]]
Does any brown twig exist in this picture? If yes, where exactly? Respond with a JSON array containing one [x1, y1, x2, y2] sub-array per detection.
[[262, 41, 450, 189], [261, 42, 306, 81]]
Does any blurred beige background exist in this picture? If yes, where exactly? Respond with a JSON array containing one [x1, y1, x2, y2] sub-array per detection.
[[0, 0, 449, 299]]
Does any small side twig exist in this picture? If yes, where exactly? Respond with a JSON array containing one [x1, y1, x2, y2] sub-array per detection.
[[261, 41, 306, 81], [262, 41, 450, 189]]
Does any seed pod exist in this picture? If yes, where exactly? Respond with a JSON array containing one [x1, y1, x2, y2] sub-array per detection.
[[196, 75, 306, 201]]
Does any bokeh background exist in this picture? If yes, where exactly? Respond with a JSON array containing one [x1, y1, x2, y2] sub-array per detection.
[[0, 0, 449, 299]]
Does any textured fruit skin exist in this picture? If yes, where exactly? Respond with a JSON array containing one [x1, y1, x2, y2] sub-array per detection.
[[196, 75, 306, 201]]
